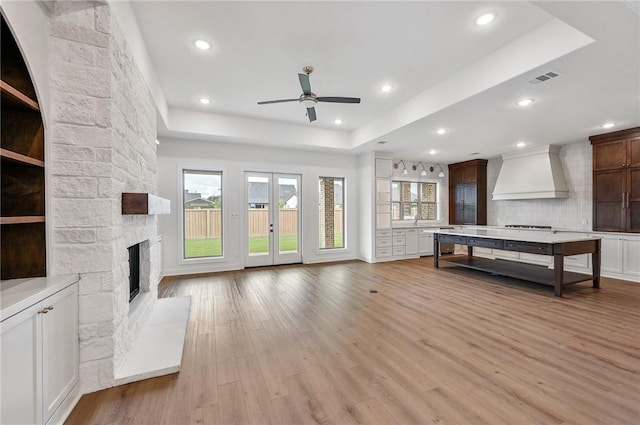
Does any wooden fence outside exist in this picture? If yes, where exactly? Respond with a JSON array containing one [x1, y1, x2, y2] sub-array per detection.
[[185, 209, 343, 239]]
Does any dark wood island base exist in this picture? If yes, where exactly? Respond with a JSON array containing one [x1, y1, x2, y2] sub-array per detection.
[[434, 231, 601, 297]]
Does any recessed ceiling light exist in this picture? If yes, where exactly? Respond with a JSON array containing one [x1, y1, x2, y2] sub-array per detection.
[[193, 39, 211, 50], [601, 122, 616, 129], [475, 13, 496, 26], [381, 85, 392, 92], [516, 141, 526, 148], [429, 149, 437, 155], [334, 119, 343, 125], [517, 98, 534, 107], [436, 128, 447, 135], [199, 98, 211, 105]]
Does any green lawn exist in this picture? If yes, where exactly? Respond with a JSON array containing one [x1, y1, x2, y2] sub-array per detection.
[[185, 233, 343, 258], [185, 238, 222, 258]]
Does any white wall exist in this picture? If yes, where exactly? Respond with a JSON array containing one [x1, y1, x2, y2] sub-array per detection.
[[157, 138, 360, 276], [487, 141, 592, 230]]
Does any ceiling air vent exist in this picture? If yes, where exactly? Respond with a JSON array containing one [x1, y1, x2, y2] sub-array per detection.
[[528, 71, 560, 85]]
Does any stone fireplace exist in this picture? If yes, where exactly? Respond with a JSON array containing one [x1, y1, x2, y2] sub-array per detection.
[[46, 1, 162, 393]]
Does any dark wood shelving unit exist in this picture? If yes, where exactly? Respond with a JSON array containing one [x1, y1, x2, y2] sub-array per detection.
[[1, 16, 47, 280]]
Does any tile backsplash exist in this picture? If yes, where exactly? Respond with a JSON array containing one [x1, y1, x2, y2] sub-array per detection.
[[487, 141, 592, 230]]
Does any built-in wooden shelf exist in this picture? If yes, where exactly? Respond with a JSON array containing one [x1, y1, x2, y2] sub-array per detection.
[[0, 216, 46, 225], [1, 17, 46, 280], [0, 148, 45, 167], [122, 193, 171, 215], [0, 80, 39, 111]]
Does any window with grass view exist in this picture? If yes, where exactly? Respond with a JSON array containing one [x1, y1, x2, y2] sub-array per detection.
[[391, 181, 437, 220], [319, 177, 344, 249], [183, 170, 222, 258]]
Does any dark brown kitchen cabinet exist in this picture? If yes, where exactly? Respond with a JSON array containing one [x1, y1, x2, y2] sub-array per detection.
[[1, 17, 47, 279], [448, 159, 487, 225], [590, 127, 640, 233]]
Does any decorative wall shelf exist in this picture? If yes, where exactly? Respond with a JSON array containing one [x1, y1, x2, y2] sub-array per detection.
[[122, 193, 170, 215]]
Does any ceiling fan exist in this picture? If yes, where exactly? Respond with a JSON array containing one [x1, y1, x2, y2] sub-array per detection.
[[257, 66, 360, 123]]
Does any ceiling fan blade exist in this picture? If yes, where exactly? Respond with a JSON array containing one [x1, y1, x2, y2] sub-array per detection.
[[307, 107, 317, 122], [317, 97, 361, 104], [257, 99, 299, 105], [298, 73, 312, 95]]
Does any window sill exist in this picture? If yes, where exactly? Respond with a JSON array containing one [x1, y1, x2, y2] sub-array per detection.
[[178, 256, 227, 266], [317, 247, 348, 254]]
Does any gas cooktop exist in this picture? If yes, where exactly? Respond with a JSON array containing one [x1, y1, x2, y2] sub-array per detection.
[[505, 224, 553, 229]]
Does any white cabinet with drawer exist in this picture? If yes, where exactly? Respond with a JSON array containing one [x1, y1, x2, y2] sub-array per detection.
[[1, 275, 79, 425], [392, 229, 405, 256]]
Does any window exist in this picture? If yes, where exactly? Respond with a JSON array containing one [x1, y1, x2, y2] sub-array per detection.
[[183, 170, 222, 258], [319, 177, 344, 249], [391, 181, 437, 220]]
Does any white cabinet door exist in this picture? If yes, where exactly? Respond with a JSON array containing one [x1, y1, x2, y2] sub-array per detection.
[[622, 237, 640, 277], [405, 229, 418, 255], [418, 235, 434, 255], [599, 235, 623, 274], [1, 303, 42, 425], [42, 284, 79, 423], [375, 158, 392, 178]]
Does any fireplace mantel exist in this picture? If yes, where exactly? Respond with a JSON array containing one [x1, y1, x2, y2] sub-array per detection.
[[122, 193, 170, 215]]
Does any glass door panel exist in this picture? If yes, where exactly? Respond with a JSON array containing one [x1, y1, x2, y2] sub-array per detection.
[[246, 172, 301, 267]]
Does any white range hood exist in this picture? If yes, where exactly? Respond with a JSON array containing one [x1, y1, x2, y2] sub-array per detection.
[[492, 145, 569, 200]]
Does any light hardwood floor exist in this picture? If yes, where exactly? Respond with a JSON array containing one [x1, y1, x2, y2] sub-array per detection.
[[65, 258, 640, 425]]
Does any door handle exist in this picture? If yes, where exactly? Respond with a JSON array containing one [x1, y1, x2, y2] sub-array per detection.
[[622, 193, 626, 209], [627, 192, 631, 209], [269, 223, 274, 233]]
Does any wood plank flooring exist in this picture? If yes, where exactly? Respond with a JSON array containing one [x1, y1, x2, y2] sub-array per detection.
[[65, 258, 640, 425]]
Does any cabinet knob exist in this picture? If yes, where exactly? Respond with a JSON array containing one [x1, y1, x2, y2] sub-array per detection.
[[46, 306, 54, 311], [37, 308, 48, 314]]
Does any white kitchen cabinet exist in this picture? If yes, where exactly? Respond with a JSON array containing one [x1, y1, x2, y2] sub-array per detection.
[[622, 237, 640, 277], [1, 302, 42, 425], [376, 179, 391, 230], [375, 158, 392, 178], [418, 232, 434, 256], [405, 229, 418, 255], [392, 229, 406, 257], [520, 252, 552, 266], [43, 283, 79, 422], [1, 277, 79, 425], [598, 234, 623, 274]]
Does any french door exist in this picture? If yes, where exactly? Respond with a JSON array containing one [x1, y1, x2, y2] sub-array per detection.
[[245, 172, 302, 267]]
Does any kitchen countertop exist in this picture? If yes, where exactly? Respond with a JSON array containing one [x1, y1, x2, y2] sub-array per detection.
[[1, 274, 80, 321], [434, 227, 599, 244]]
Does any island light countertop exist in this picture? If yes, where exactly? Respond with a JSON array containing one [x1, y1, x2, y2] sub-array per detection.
[[433, 227, 600, 244]]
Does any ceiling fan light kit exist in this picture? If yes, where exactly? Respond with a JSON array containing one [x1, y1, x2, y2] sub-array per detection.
[[257, 66, 361, 123]]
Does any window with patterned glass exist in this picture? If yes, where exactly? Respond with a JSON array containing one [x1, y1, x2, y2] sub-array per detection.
[[391, 181, 437, 220]]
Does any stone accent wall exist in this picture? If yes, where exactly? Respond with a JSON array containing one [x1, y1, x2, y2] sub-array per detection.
[[48, 1, 159, 393]]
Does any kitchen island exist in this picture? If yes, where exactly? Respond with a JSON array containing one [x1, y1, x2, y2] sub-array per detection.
[[433, 228, 601, 296]]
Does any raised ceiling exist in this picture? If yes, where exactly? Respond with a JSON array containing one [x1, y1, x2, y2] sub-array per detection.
[[130, 1, 640, 163]]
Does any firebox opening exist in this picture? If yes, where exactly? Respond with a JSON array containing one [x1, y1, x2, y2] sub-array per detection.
[[128, 243, 140, 303]]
